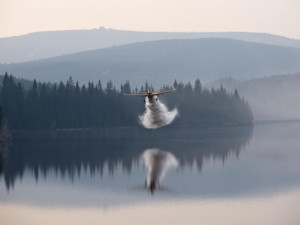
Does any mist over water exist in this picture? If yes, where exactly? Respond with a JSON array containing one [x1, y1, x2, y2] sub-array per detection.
[[139, 98, 178, 129]]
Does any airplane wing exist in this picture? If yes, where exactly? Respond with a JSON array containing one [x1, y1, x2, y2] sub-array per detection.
[[123, 93, 148, 96], [152, 89, 176, 96]]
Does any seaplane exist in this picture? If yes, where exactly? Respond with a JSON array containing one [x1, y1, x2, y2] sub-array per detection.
[[123, 87, 176, 103]]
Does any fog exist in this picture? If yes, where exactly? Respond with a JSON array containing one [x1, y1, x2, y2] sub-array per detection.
[[210, 73, 300, 121]]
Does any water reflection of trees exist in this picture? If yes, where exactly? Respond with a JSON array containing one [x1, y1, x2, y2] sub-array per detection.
[[0, 126, 252, 190]]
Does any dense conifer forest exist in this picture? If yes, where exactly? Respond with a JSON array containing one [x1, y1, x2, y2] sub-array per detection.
[[0, 72, 252, 130]]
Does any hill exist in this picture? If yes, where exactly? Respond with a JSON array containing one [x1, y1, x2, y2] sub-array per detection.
[[210, 73, 300, 120], [1, 28, 300, 63], [1, 38, 300, 88]]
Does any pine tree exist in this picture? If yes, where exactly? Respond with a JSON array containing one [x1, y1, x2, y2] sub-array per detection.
[[194, 79, 202, 93]]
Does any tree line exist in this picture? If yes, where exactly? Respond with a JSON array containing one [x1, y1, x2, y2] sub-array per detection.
[[0, 72, 253, 130]]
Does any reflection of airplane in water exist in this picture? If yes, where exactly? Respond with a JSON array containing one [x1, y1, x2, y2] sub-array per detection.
[[123, 87, 176, 103], [140, 149, 178, 195]]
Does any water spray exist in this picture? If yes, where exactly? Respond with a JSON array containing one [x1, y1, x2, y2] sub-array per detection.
[[139, 97, 178, 129]]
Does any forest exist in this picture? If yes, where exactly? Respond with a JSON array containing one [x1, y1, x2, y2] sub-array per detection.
[[0, 72, 253, 130]]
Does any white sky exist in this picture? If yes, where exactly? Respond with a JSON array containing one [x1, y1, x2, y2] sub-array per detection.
[[1, 0, 300, 39]]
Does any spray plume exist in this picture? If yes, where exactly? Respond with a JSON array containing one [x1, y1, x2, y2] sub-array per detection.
[[139, 97, 178, 129]]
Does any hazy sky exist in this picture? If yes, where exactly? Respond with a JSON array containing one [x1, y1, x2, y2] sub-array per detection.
[[1, 0, 300, 39]]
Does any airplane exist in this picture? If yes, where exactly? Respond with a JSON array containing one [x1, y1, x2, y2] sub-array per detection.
[[123, 87, 176, 103]]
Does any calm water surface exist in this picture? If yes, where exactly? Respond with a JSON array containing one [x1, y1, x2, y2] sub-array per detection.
[[1, 122, 300, 224]]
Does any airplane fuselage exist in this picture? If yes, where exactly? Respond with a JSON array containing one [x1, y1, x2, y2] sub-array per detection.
[[146, 93, 158, 103]]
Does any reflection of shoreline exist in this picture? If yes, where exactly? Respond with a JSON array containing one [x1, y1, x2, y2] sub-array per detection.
[[0, 126, 253, 190], [0, 120, 12, 174]]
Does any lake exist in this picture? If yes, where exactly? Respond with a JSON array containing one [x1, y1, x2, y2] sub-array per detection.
[[1, 122, 300, 225]]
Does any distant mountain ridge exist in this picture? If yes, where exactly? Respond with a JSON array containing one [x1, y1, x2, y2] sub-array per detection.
[[1, 28, 300, 63], [1, 38, 300, 87]]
